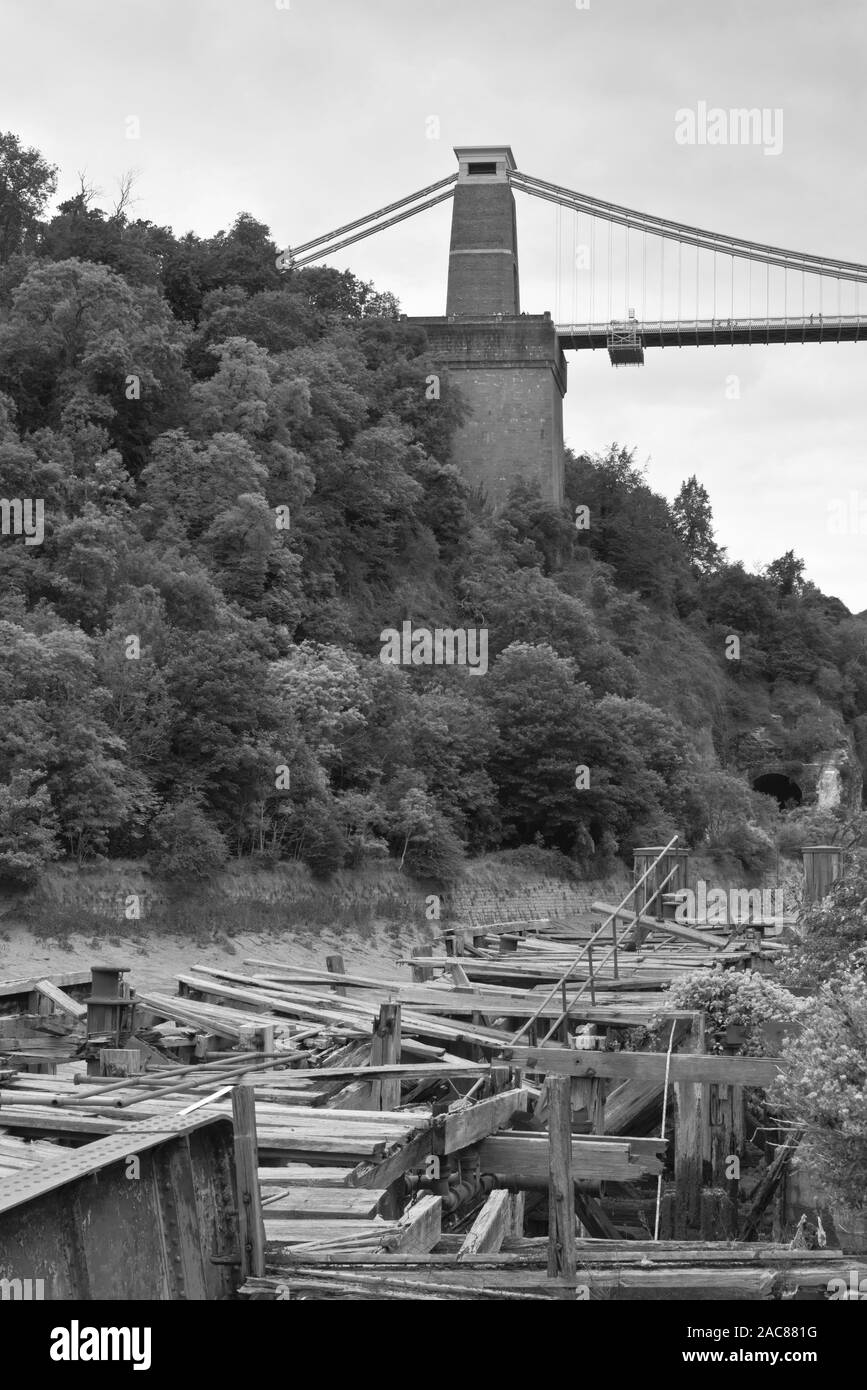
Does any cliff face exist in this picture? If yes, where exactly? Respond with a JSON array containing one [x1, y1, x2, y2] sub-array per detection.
[[734, 701, 864, 814], [812, 745, 863, 811]]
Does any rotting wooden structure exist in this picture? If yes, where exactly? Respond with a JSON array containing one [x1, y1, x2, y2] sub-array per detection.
[[0, 842, 863, 1299]]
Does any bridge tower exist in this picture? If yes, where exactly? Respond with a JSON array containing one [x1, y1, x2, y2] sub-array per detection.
[[410, 146, 565, 509]]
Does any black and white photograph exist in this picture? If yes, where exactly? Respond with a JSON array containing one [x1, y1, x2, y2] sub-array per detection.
[[0, 0, 865, 1357]]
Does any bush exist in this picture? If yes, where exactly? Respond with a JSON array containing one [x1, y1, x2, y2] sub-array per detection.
[[657, 967, 804, 1055], [390, 788, 464, 886], [487, 843, 583, 882], [148, 797, 228, 880], [775, 806, 856, 860], [781, 855, 867, 989], [770, 964, 867, 1209]]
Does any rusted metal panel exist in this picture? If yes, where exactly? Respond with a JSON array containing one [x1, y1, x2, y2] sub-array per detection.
[[0, 1113, 239, 1299]]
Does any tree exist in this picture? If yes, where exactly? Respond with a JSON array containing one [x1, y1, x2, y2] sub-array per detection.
[[766, 550, 806, 598], [0, 132, 57, 263], [0, 769, 60, 885], [0, 258, 189, 466], [672, 475, 724, 573], [482, 643, 598, 852], [149, 795, 228, 879], [388, 787, 464, 883]]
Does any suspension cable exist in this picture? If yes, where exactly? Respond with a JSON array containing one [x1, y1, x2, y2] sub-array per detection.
[[285, 188, 456, 268], [510, 169, 867, 283], [281, 173, 457, 259]]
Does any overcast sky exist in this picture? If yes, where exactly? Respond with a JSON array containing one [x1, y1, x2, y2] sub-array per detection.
[[4, 0, 866, 609]]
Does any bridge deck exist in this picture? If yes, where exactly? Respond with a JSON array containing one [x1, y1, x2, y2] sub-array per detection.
[[557, 314, 867, 351]]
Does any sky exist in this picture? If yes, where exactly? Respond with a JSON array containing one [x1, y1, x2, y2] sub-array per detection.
[[3, 0, 866, 609]]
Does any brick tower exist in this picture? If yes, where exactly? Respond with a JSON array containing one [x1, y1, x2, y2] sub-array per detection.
[[410, 146, 565, 509]]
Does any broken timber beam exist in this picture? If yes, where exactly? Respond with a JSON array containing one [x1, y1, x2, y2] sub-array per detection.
[[498, 1048, 782, 1085], [590, 901, 729, 948], [458, 1189, 512, 1258]]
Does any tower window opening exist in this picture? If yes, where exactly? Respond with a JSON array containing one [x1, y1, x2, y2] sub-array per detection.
[[468, 162, 497, 175]]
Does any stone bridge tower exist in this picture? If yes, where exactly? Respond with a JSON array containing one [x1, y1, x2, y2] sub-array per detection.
[[408, 146, 565, 509]]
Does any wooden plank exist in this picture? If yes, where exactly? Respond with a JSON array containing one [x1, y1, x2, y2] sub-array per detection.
[[260, 1187, 382, 1219], [510, 1191, 525, 1236], [476, 1134, 664, 1183], [264, 1218, 392, 1245], [591, 902, 730, 948], [258, 1165, 358, 1187], [547, 1075, 576, 1279], [390, 1193, 442, 1252], [0, 971, 91, 999], [441, 1089, 529, 1153], [349, 1130, 434, 1191], [501, 1048, 782, 1085], [232, 1085, 266, 1280], [33, 979, 87, 1020], [458, 1189, 512, 1258]]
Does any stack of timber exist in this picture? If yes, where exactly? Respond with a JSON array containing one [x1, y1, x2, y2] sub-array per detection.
[[0, 971, 89, 1073], [241, 1240, 865, 1301]]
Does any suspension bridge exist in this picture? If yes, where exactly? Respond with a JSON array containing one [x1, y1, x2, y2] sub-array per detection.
[[280, 146, 867, 505]]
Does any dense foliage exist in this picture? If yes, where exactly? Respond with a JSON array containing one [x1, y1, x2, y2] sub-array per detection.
[[781, 856, 867, 988], [0, 132, 865, 887], [659, 967, 803, 1056], [771, 963, 867, 1210]]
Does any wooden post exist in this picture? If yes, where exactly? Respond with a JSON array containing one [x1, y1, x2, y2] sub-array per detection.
[[674, 1013, 705, 1239], [546, 1074, 577, 1280], [410, 947, 433, 982], [631, 846, 690, 944], [707, 1081, 744, 1237], [510, 1190, 526, 1236], [370, 1003, 402, 1110], [231, 1085, 266, 1282], [326, 953, 347, 995], [571, 1070, 605, 1133], [98, 1048, 143, 1077]]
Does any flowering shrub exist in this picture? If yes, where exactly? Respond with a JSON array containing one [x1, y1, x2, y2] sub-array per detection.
[[657, 967, 804, 1055], [770, 965, 867, 1210], [780, 857, 867, 990]]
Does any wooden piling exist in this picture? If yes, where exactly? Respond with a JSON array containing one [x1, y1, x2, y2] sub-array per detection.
[[326, 954, 347, 995], [231, 1084, 266, 1281], [370, 1003, 402, 1111], [674, 1013, 705, 1239], [546, 1074, 577, 1280]]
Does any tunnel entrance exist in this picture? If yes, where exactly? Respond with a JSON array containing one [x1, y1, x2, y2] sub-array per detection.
[[753, 772, 803, 810]]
